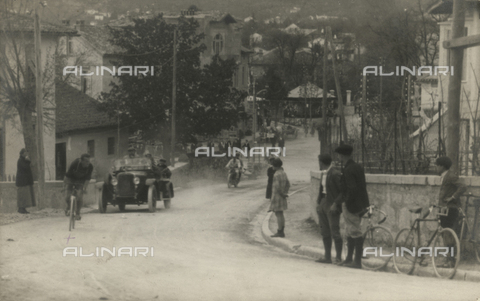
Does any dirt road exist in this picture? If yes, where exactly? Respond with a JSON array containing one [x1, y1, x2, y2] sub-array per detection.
[[1, 136, 479, 301]]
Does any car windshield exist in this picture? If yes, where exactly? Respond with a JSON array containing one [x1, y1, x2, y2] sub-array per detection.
[[113, 158, 152, 171]]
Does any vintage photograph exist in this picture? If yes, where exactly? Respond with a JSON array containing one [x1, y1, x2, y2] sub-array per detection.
[[1, 0, 480, 300]]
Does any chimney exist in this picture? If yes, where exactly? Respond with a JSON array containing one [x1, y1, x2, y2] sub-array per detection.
[[346, 90, 352, 105]]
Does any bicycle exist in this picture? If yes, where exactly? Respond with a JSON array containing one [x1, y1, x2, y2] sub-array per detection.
[[393, 205, 460, 279], [358, 205, 394, 270], [67, 184, 81, 232], [458, 193, 480, 263]]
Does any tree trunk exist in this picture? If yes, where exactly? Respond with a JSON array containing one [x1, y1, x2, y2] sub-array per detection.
[[19, 107, 39, 180]]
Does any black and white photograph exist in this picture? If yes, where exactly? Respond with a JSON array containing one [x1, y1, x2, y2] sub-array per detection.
[[1, 0, 480, 300]]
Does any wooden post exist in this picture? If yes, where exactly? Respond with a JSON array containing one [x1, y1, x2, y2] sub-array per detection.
[[171, 28, 177, 167], [34, 9, 45, 204], [321, 27, 328, 154], [326, 27, 348, 141], [362, 75, 367, 167], [407, 75, 412, 129], [438, 101, 442, 157], [446, 0, 466, 172], [253, 76, 257, 144], [394, 107, 397, 175]]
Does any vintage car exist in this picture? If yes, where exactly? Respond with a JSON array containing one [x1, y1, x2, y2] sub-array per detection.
[[96, 157, 171, 213], [285, 125, 298, 138]]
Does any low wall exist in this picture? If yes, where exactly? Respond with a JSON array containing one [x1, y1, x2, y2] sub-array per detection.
[[0, 180, 98, 213], [310, 172, 480, 236], [0, 163, 191, 214]]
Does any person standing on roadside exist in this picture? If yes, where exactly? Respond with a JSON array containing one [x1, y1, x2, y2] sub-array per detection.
[[16, 148, 36, 214], [330, 145, 369, 269], [266, 156, 276, 200], [315, 154, 343, 264], [269, 158, 290, 238]]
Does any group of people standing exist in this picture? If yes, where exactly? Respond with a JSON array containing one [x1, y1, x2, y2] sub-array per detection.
[[265, 144, 370, 270], [315, 144, 370, 269]]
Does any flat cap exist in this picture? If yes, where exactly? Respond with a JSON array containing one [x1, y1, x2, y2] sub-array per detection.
[[318, 154, 332, 165], [334, 144, 353, 156]]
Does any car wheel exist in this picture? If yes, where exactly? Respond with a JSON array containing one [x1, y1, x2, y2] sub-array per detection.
[[164, 199, 171, 209], [98, 187, 107, 214], [148, 186, 157, 212]]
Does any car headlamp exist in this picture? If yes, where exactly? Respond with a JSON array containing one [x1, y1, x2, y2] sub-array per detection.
[[111, 177, 118, 186], [134, 177, 140, 185]]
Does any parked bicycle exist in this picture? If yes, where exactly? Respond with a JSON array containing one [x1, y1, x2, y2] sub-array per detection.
[[341, 205, 394, 270], [393, 205, 460, 279], [359, 205, 394, 270], [458, 193, 480, 263]]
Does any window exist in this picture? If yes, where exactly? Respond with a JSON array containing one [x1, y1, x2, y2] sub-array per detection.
[[212, 34, 223, 55], [81, 77, 89, 94], [66, 37, 73, 55], [462, 27, 468, 81], [446, 29, 451, 67], [87, 140, 95, 157], [242, 66, 245, 86], [107, 137, 115, 155]]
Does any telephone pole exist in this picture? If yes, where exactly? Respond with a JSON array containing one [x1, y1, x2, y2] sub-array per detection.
[[34, 8, 45, 205], [321, 28, 328, 154], [326, 27, 348, 142], [171, 28, 177, 167], [446, 0, 466, 172]]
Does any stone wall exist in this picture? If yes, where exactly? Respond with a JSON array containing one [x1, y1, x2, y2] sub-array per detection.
[[310, 171, 480, 239], [0, 180, 98, 213], [0, 163, 190, 214]]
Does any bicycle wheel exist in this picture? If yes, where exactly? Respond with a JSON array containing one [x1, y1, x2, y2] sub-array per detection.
[[393, 228, 418, 275], [362, 226, 394, 270], [69, 196, 75, 231], [432, 227, 460, 279]]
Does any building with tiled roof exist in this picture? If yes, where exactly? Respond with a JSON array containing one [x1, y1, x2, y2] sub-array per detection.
[[55, 81, 130, 180], [0, 14, 79, 181], [163, 9, 252, 91], [0, 14, 78, 35]]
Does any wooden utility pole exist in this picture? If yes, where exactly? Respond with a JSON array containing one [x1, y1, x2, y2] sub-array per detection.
[[407, 74, 412, 128], [445, 0, 466, 172], [321, 29, 328, 154], [253, 76, 257, 143], [362, 75, 367, 166], [326, 27, 348, 142], [34, 9, 45, 205], [171, 28, 177, 167]]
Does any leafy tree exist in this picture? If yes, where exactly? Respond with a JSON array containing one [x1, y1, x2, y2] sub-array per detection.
[[98, 15, 245, 162]]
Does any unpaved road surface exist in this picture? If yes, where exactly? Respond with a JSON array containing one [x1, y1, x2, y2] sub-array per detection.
[[1, 136, 479, 301]]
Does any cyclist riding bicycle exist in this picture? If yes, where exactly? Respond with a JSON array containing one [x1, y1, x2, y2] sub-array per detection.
[[64, 154, 93, 220], [226, 153, 244, 182]]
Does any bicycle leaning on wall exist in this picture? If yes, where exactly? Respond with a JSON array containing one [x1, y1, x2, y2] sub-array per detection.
[[393, 205, 461, 279], [458, 193, 480, 263]]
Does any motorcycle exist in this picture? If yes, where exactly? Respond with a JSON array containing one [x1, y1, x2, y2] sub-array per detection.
[[227, 167, 243, 188]]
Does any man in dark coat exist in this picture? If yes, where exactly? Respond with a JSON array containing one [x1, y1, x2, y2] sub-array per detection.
[[16, 148, 36, 214], [266, 156, 276, 200], [155, 158, 173, 199], [331, 145, 369, 269], [64, 154, 93, 220], [315, 154, 343, 264]]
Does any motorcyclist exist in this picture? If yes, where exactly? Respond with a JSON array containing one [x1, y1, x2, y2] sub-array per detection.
[[226, 153, 244, 183], [155, 158, 173, 199]]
